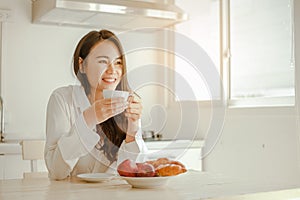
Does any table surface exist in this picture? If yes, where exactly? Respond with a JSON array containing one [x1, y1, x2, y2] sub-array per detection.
[[0, 170, 299, 200]]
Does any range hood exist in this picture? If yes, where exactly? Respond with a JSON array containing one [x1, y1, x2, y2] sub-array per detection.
[[32, 0, 188, 30]]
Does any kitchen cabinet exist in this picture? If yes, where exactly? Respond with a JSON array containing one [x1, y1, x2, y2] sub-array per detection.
[[0, 140, 204, 179], [145, 140, 204, 171], [2, 154, 30, 179], [0, 154, 47, 180], [0, 141, 47, 180], [0, 142, 24, 179]]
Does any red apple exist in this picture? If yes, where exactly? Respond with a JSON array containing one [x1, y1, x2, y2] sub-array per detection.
[[136, 162, 156, 177], [117, 159, 138, 177]]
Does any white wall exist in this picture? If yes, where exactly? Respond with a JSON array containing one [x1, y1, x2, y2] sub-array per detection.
[[202, 108, 300, 189]]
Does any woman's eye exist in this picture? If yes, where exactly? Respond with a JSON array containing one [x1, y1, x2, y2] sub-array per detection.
[[115, 60, 122, 65], [99, 60, 108, 64]]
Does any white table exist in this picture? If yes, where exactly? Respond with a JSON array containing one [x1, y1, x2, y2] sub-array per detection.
[[1, 170, 299, 200]]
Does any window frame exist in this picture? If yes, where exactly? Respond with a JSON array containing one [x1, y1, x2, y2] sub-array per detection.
[[168, 0, 296, 108], [225, 0, 295, 108]]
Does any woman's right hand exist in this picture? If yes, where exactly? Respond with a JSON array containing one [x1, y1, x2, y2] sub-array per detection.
[[84, 97, 128, 128], [94, 97, 128, 123]]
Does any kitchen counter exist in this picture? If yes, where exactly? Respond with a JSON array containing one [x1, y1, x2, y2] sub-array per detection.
[[0, 140, 204, 155], [144, 139, 204, 150], [0, 139, 46, 155], [0, 140, 22, 155], [144, 139, 204, 170], [0, 139, 204, 155], [0, 170, 299, 200]]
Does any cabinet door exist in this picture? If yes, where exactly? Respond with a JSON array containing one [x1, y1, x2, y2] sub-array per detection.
[[4, 154, 30, 179], [0, 155, 4, 179], [3, 155, 47, 179]]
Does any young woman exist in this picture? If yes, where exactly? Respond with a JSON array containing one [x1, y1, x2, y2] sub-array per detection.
[[45, 30, 147, 180]]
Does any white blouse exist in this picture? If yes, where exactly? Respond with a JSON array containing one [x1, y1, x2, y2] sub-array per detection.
[[45, 85, 148, 180]]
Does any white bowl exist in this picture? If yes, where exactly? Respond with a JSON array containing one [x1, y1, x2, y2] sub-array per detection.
[[103, 90, 129, 100], [121, 176, 170, 189]]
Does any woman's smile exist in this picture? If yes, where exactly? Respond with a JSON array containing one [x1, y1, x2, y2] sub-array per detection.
[[102, 77, 118, 84]]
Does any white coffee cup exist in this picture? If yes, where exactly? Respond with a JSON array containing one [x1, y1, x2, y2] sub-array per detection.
[[103, 89, 129, 100]]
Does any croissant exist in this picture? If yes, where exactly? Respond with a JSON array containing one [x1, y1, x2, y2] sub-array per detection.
[[146, 157, 170, 168], [146, 158, 187, 176], [155, 164, 186, 176]]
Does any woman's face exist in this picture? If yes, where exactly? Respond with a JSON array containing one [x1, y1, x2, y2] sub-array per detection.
[[80, 40, 123, 94]]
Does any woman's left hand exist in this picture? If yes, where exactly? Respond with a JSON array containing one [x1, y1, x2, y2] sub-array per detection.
[[125, 94, 142, 142]]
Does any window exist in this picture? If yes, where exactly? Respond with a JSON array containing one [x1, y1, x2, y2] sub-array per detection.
[[174, 0, 220, 101], [229, 0, 295, 106], [173, 0, 295, 107]]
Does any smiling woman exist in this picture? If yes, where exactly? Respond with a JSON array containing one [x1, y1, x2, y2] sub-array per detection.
[[44, 29, 147, 180]]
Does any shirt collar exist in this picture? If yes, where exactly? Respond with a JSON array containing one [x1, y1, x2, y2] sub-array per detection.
[[72, 85, 91, 112]]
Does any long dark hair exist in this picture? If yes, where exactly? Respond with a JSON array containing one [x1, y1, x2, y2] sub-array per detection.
[[73, 30, 129, 163]]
